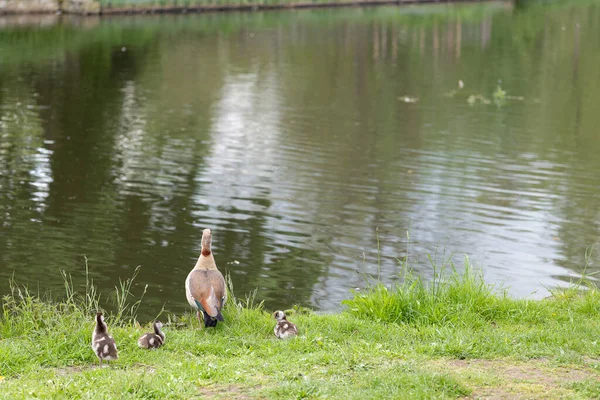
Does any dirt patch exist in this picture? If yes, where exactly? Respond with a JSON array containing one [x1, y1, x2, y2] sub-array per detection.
[[131, 363, 157, 374], [199, 384, 262, 399], [54, 365, 91, 376], [583, 356, 600, 365], [432, 359, 600, 399], [448, 359, 593, 386], [53, 363, 156, 376], [467, 387, 519, 400]]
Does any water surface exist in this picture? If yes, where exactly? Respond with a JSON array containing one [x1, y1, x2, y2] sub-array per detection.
[[1, 1, 599, 319]]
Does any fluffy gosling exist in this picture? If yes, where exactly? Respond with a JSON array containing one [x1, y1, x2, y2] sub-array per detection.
[[273, 310, 298, 339], [138, 321, 166, 349], [92, 312, 118, 365]]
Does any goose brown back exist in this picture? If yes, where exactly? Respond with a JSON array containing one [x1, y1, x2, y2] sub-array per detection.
[[185, 229, 227, 327]]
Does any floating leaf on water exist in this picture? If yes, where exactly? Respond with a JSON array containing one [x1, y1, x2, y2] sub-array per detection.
[[443, 89, 457, 98], [398, 96, 419, 103], [493, 85, 507, 100], [467, 94, 492, 105]]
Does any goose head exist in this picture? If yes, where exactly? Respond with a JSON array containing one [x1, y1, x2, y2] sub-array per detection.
[[201, 229, 212, 256]]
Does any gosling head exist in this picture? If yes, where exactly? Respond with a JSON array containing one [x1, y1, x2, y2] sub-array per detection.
[[153, 320, 163, 330], [95, 312, 107, 331], [273, 310, 286, 321], [201, 229, 212, 256]]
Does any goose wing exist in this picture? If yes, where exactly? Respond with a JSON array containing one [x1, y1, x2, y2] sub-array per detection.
[[187, 269, 226, 318]]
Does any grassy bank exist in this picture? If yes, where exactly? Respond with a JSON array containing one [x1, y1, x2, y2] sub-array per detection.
[[2, 262, 600, 399]]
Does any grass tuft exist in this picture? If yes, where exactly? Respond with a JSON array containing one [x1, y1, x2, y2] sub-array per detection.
[[343, 255, 600, 331], [343, 257, 512, 326]]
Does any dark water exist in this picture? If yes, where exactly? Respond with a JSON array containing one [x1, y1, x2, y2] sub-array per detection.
[[1, 1, 599, 319]]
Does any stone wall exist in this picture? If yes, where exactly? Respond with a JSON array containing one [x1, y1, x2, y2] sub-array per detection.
[[0, 0, 59, 13], [0, 0, 102, 14], [0, 0, 502, 16], [62, 0, 100, 14]]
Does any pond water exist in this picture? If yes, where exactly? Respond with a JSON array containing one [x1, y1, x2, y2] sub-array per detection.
[[1, 1, 599, 320]]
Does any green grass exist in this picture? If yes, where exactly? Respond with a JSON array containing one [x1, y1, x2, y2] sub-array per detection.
[[2, 257, 600, 399]]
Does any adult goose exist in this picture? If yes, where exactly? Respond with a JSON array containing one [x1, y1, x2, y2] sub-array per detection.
[[185, 228, 226, 327]]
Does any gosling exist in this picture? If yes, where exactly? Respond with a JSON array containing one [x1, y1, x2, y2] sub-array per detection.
[[138, 321, 166, 349], [273, 310, 298, 339], [92, 312, 118, 365]]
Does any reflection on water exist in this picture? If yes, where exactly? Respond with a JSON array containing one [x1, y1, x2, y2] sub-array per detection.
[[1, 2, 599, 318]]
